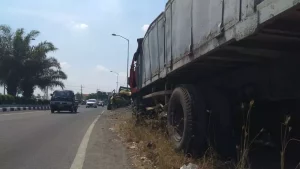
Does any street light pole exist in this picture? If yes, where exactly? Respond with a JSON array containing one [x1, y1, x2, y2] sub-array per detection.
[[112, 33, 129, 88], [117, 75, 119, 92], [127, 39, 129, 88], [110, 71, 119, 92]]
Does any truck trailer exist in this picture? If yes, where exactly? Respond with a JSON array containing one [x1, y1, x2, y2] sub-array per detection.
[[129, 0, 300, 158]]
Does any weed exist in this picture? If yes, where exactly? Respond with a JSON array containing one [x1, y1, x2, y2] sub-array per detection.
[[236, 100, 264, 169], [280, 115, 300, 169], [114, 108, 222, 169]]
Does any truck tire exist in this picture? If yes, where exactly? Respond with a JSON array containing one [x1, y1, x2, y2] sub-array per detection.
[[205, 88, 235, 159], [167, 85, 207, 155]]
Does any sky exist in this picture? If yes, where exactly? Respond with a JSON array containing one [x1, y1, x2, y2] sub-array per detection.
[[0, 0, 166, 96]]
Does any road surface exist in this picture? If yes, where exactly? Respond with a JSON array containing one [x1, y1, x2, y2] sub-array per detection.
[[0, 106, 131, 169]]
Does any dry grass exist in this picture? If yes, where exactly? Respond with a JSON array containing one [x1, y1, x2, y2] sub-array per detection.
[[109, 101, 300, 169], [112, 108, 224, 169]]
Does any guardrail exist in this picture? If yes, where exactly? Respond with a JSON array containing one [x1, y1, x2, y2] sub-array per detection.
[[0, 105, 50, 112]]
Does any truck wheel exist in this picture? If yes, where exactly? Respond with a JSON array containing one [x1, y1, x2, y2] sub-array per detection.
[[167, 85, 207, 155], [51, 109, 55, 113], [206, 88, 235, 159]]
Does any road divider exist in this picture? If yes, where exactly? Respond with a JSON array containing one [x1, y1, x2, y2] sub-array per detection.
[[0, 106, 50, 112]]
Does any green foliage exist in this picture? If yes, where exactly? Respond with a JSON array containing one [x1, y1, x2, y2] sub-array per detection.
[[86, 91, 108, 101], [0, 94, 15, 104], [75, 92, 82, 100], [0, 25, 67, 98], [0, 94, 50, 105]]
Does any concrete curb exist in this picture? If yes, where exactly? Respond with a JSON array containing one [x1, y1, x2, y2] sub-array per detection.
[[0, 106, 50, 112]]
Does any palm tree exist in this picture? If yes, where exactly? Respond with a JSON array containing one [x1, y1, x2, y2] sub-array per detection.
[[0, 25, 67, 97], [0, 26, 38, 96], [20, 39, 67, 98], [21, 56, 67, 98], [0, 25, 13, 93]]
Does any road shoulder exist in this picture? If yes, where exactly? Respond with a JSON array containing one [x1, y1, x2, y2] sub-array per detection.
[[83, 110, 132, 169]]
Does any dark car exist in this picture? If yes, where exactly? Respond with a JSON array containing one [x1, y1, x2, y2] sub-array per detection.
[[50, 90, 78, 113]]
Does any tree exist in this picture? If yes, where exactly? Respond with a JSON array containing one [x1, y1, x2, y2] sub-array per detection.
[[36, 94, 41, 99], [0, 25, 67, 97], [75, 92, 81, 100], [86, 91, 108, 101], [0, 25, 13, 93], [0, 26, 35, 96], [20, 42, 67, 98]]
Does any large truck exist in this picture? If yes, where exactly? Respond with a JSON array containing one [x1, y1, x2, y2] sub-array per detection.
[[129, 0, 300, 158]]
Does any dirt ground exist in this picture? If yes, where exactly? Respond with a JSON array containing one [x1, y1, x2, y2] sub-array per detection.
[[108, 107, 225, 169], [83, 109, 133, 169]]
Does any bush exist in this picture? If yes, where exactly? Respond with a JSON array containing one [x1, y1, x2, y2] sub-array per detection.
[[0, 94, 3, 104], [0, 95, 49, 105], [0, 94, 15, 104]]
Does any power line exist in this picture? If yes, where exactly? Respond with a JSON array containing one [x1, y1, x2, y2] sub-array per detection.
[[60, 84, 113, 94], [64, 85, 110, 91]]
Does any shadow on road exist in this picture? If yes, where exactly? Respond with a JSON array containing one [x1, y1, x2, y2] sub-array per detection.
[[51, 111, 79, 114]]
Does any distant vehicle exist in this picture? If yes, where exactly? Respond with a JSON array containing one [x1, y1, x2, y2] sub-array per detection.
[[50, 90, 78, 113], [98, 101, 104, 107], [86, 99, 97, 108], [107, 87, 131, 110]]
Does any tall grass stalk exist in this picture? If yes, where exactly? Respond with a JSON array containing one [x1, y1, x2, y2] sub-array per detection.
[[236, 100, 264, 169], [280, 115, 300, 169]]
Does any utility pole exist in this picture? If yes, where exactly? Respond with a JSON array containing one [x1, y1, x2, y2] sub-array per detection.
[[126, 39, 129, 88], [3, 84, 6, 95], [96, 89, 99, 101], [44, 87, 49, 100], [116, 75, 119, 93], [81, 85, 83, 100]]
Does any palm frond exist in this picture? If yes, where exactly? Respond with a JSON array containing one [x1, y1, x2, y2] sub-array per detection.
[[0, 25, 12, 35], [24, 30, 40, 45]]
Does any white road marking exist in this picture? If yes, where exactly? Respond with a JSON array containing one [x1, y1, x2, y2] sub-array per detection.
[[70, 110, 104, 169], [0, 111, 46, 116]]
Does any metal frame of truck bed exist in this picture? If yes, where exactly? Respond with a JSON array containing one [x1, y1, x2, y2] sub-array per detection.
[[138, 0, 300, 91]]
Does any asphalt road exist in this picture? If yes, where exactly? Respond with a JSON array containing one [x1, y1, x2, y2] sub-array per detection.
[[0, 106, 105, 169]]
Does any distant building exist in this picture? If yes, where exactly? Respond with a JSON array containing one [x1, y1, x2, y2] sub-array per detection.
[[82, 94, 89, 100]]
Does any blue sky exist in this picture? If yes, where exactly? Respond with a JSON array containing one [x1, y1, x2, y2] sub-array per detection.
[[0, 0, 166, 95]]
